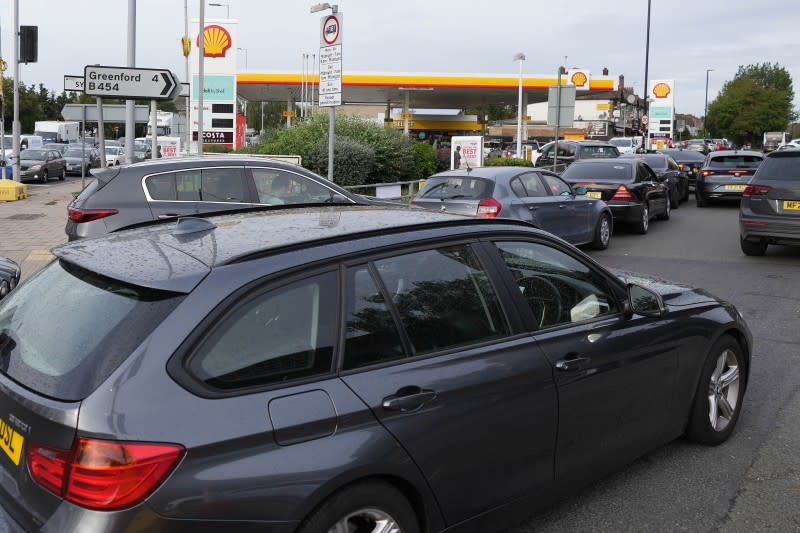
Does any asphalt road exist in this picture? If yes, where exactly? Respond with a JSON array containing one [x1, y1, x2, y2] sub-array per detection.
[[511, 197, 800, 532]]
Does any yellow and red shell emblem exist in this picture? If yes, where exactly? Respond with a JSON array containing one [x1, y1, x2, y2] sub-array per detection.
[[570, 72, 588, 87], [196, 25, 232, 58], [652, 82, 671, 98]]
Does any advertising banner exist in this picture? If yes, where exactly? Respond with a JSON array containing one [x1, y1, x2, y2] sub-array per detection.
[[451, 136, 484, 170]]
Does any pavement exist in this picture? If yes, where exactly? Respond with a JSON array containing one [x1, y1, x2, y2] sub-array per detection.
[[0, 177, 88, 278]]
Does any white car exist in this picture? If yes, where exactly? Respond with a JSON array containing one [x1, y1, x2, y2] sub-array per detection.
[[105, 146, 125, 166], [608, 137, 637, 154]]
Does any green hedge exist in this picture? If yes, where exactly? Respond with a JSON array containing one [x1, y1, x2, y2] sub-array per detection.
[[413, 141, 438, 180], [310, 136, 376, 186], [483, 157, 533, 167]]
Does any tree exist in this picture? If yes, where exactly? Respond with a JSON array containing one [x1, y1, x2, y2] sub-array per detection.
[[463, 104, 516, 122], [706, 62, 796, 146]]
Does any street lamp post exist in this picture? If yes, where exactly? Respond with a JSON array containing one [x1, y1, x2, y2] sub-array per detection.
[[514, 53, 525, 159], [208, 2, 229, 18], [704, 69, 713, 138], [641, 0, 652, 152]]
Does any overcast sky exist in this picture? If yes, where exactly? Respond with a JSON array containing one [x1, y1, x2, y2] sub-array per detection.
[[2, 0, 798, 117]]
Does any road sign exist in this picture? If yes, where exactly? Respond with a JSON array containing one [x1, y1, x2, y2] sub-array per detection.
[[320, 14, 342, 47], [83, 65, 180, 100], [64, 75, 85, 92], [61, 104, 151, 123], [641, 114, 649, 125], [546, 85, 576, 127]]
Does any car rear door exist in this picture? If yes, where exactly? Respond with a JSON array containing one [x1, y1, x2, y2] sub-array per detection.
[[507, 172, 562, 230], [640, 163, 667, 212], [541, 172, 593, 243], [339, 241, 557, 526], [144, 166, 258, 220]]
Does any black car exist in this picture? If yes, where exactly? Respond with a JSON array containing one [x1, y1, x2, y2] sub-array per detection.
[[620, 153, 689, 208], [696, 150, 763, 207], [0, 206, 750, 532], [66, 156, 383, 241], [662, 148, 707, 189], [0, 256, 20, 300], [739, 149, 800, 255], [411, 166, 613, 249], [561, 159, 670, 234], [536, 140, 620, 169], [62, 146, 101, 176], [43, 143, 69, 156]]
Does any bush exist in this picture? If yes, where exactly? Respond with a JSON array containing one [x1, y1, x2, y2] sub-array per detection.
[[483, 157, 533, 167], [310, 135, 375, 186], [413, 142, 438, 180], [203, 144, 234, 153]]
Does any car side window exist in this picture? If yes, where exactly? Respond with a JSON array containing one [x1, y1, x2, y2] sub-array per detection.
[[173, 168, 246, 203], [511, 173, 545, 197], [667, 158, 679, 171], [494, 241, 618, 329], [188, 272, 338, 390], [541, 174, 571, 196], [250, 168, 334, 205], [146, 173, 177, 201], [343, 266, 406, 370], [636, 163, 648, 182], [373, 244, 509, 355]]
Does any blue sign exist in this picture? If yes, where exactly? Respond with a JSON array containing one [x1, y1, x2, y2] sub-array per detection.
[[649, 106, 672, 120], [192, 75, 235, 101]]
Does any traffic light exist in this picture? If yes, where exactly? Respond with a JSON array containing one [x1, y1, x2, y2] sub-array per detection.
[[19, 26, 38, 63]]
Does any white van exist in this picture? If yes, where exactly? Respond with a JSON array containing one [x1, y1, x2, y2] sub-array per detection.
[[19, 135, 44, 150], [608, 137, 636, 154]]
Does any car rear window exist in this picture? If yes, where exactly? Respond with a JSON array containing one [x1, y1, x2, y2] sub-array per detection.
[[609, 139, 632, 148], [562, 163, 632, 181], [579, 145, 619, 158], [755, 154, 800, 180], [0, 260, 184, 401], [418, 176, 494, 200], [709, 155, 762, 168]]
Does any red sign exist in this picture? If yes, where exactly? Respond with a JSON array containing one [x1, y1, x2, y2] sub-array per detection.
[[322, 15, 340, 45], [193, 131, 233, 144], [236, 114, 246, 148]]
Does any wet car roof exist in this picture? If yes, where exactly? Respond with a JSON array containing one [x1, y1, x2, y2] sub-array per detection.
[[52, 207, 511, 293]]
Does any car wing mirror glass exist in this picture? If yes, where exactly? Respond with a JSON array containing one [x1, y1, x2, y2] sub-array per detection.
[[573, 186, 587, 196], [627, 283, 665, 318]]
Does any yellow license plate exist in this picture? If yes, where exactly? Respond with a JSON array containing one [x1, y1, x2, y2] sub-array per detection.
[[586, 191, 602, 199], [692, 167, 699, 173], [784, 201, 800, 210], [725, 184, 746, 191], [0, 417, 23, 466]]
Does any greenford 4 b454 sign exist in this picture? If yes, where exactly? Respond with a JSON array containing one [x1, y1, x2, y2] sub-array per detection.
[[83, 65, 180, 100]]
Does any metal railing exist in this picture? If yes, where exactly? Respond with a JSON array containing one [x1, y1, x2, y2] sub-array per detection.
[[343, 180, 424, 202]]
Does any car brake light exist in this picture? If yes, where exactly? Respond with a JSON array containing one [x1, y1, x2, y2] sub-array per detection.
[[28, 438, 185, 511], [610, 185, 634, 201], [476, 198, 501, 218], [742, 185, 771, 197], [701, 170, 715, 177], [678, 164, 686, 171], [68, 207, 119, 223]]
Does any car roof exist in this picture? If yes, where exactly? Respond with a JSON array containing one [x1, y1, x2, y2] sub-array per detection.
[[708, 150, 763, 158], [430, 166, 536, 180], [52, 206, 535, 293], [122, 155, 308, 173], [568, 158, 636, 166]]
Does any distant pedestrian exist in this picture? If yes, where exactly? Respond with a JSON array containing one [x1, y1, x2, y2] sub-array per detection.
[[453, 145, 462, 169]]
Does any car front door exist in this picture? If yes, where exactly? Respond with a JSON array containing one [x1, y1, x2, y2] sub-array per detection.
[[246, 167, 350, 205], [487, 239, 678, 485], [508, 172, 561, 231], [339, 242, 557, 525], [144, 166, 258, 220], [641, 163, 668, 213]]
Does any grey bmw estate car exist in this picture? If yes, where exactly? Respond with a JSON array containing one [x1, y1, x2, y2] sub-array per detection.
[[0, 207, 750, 532]]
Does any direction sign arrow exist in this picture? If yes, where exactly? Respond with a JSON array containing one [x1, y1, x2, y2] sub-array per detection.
[[83, 65, 180, 101]]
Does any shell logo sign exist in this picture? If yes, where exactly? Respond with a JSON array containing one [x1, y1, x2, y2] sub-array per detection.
[[652, 82, 671, 99], [196, 25, 232, 57], [570, 71, 588, 88]]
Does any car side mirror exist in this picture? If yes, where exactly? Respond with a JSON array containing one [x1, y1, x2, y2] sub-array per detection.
[[327, 193, 350, 204], [627, 284, 665, 318], [573, 186, 587, 196]]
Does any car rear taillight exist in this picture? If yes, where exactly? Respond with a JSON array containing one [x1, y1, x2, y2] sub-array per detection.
[[28, 438, 185, 511], [477, 198, 501, 218], [610, 185, 634, 201], [701, 170, 715, 177], [67, 207, 119, 223], [678, 164, 686, 171], [742, 185, 771, 197]]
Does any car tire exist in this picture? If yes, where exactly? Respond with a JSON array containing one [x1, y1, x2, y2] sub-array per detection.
[[687, 335, 746, 446], [40, 169, 48, 183], [59, 167, 66, 181], [296, 480, 420, 533], [0, 280, 8, 299], [695, 191, 708, 207], [740, 236, 768, 256], [591, 212, 612, 250], [658, 197, 671, 221], [633, 203, 649, 234], [681, 183, 690, 202], [670, 187, 679, 209]]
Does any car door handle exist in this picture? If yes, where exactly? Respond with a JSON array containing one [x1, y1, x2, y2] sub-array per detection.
[[555, 356, 590, 371], [528, 206, 538, 210], [157, 213, 180, 219], [382, 387, 437, 412], [559, 204, 568, 209]]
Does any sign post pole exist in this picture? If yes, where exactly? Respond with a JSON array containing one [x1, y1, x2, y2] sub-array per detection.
[[316, 10, 342, 182], [553, 67, 563, 173], [96, 97, 106, 168], [81, 104, 86, 189], [151, 100, 158, 160]]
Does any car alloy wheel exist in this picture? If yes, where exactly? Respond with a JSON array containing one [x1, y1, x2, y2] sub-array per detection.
[[327, 508, 402, 533], [634, 204, 649, 234], [40, 169, 48, 183], [708, 349, 740, 432], [592, 213, 611, 250], [0, 280, 8, 298]]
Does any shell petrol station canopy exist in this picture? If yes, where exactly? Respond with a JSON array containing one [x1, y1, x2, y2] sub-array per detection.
[[236, 70, 617, 108]]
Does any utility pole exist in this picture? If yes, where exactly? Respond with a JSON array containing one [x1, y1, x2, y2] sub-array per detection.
[[12, 0, 20, 182], [0, 17, 6, 180], [125, 0, 136, 164], [197, 1, 205, 154], [642, 0, 652, 151], [704, 69, 713, 138]]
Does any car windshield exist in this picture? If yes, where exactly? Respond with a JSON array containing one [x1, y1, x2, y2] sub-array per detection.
[[418, 176, 494, 200], [20, 149, 47, 160], [64, 149, 84, 157], [753, 155, 798, 179], [106, 147, 120, 155], [663, 150, 705, 161], [709, 155, 762, 168], [563, 163, 632, 181], [0, 260, 184, 401], [579, 145, 618, 158], [624, 154, 667, 170], [688, 140, 705, 145], [609, 139, 632, 147]]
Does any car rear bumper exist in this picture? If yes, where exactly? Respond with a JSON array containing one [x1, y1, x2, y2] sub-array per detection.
[[698, 184, 748, 199], [606, 202, 645, 223], [740, 212, 800, 245]]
